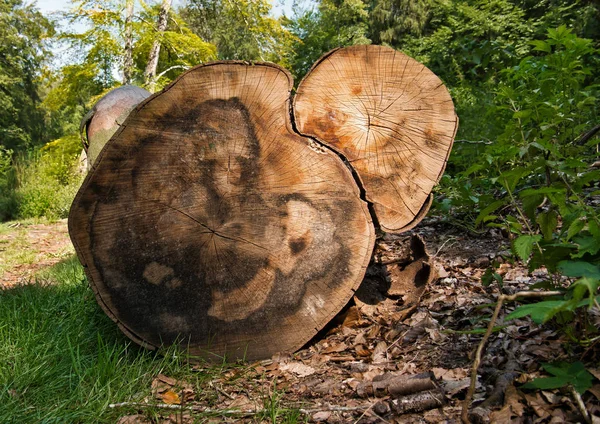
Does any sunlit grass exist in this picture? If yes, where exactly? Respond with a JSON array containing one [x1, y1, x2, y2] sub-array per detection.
[[0, 257, 303, 423]]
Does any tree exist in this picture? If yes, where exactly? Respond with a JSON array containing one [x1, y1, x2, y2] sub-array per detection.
[[283, 0, 371, 79], [181, 0, 295, 64], [44, 0, 216, 134], [0, 0, 54, 150], [368, 0, 434, 46], [143, 0, 173, 92]]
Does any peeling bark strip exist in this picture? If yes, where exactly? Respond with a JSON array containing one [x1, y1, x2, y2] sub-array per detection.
[[69, 46, 456, 361], [69, 61, 375, 361], [294, 45, 458, 233]]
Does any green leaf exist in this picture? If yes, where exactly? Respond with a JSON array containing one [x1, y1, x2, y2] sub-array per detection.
[[505, 299, 569, 324], [589, 220, 600, 241], [572, 235, 600, 258], [567, 218, 585, 241], [570, 277, 600, 306], [513, 235, 542, 262], [475, 199, 506, 226], [557, 261, 600, 279], [538, 211, 558, 241], [523, 362, 594, 394], [530, 40, 552, 53], [481, 268, 503, 287]]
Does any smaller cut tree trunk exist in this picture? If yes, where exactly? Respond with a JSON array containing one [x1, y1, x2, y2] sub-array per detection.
[[144, 0, 172, 92], [123, 0, 134, 84]]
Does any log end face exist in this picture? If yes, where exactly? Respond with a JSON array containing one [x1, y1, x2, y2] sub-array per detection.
[[69, 62, 375, 362], [294, 45, 458, 234]]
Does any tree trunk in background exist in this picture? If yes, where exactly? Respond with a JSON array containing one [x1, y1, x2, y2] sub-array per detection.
[[123, 0, 134, 84], [144, 0, 172, 92]]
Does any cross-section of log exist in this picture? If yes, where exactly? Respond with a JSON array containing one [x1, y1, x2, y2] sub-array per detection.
[[69, 62, 375, 361], [294, 45, 458, 233]]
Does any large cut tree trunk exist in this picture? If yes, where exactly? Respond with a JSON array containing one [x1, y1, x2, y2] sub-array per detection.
[[69, 46, 457, 361]]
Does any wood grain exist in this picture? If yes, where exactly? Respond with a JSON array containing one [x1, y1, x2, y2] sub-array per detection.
[[294, 45, 458, 233]]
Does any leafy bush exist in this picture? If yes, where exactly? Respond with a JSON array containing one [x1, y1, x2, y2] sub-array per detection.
[[0, 146, 17, 221], [0, 134, 83, 222], [449, 27, 600, 379]]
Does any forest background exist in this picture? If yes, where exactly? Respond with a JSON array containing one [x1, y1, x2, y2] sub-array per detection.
[[1, 0, 600, 419]]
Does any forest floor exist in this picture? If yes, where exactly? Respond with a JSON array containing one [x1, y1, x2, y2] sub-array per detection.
[[1, 219, 599, 423]]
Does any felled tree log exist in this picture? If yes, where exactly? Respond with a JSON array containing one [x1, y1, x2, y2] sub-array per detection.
[[294, 45, 458, 233], [79, 85, 151, 168], [69, 62, 376, 361], [69, 46, 457, 361]]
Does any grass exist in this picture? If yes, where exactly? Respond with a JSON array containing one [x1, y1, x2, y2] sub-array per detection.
[[0, 256, 304, 423]]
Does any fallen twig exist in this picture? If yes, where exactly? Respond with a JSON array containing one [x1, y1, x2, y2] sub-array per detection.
[[570, 385, 592, 424], [109, 401, 372, 416], [461, 290, 562, 424]]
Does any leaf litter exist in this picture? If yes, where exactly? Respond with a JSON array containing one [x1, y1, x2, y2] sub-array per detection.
[[8, 219, 598, 423]]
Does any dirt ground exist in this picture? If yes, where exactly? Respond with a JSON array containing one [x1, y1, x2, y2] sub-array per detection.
[[1, 219, 599, 423], [0, 219, 74, 288]]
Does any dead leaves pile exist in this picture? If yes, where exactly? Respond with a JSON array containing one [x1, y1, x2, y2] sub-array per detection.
[[115, 223, 599, 423]]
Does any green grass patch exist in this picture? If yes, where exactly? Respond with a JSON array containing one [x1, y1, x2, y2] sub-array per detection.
[[0, 257, 201, 423], [0, 257, 304, 423]]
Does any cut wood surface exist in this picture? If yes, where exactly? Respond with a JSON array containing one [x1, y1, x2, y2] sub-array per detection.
[[69, 62, 375, 361], [294, 45, 458, 233]]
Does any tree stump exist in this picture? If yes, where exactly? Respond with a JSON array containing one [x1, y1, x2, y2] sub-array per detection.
[[69, 46, 457, 361]]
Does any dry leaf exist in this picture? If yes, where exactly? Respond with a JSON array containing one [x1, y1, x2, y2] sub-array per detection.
[[371, 341, 387, 363], [490, 405, 513, 423], [589, 384, 600, 400], [117, 415, 152, 424], [280, 361, 316, 378], [157, 374, 177, 386], [160, 390, 181, 405], [312, 411, 331, 422], [524, 393, 552, 418], [322, 342, 348, 354], [355, 345, 371, 357], [432, 367, 468, 380], [442, 378, 470, 396], [342, 306, 361, 328], [228, 394, 256, 411], [589, 368, 600, 380]]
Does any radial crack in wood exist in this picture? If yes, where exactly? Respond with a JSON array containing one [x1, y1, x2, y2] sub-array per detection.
[[294, 45, 458, 233], [69, 62, 375, 361]]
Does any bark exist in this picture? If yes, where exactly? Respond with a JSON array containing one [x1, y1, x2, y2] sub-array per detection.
[[123, 0, 134, 84], [143, 0, 172, 92]]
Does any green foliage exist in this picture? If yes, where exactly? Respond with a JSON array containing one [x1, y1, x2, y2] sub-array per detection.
[[0, 135, 83, 222], [182, 0, 294, 65], [0, 147, 17, 221], [522, 362, 594, 394], [0, 0, 55, 151], [132, 3, 216, 91], [283, 0, 370, 80]]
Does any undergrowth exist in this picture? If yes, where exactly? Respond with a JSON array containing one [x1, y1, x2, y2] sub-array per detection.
[[0, 134, 83, 222]]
